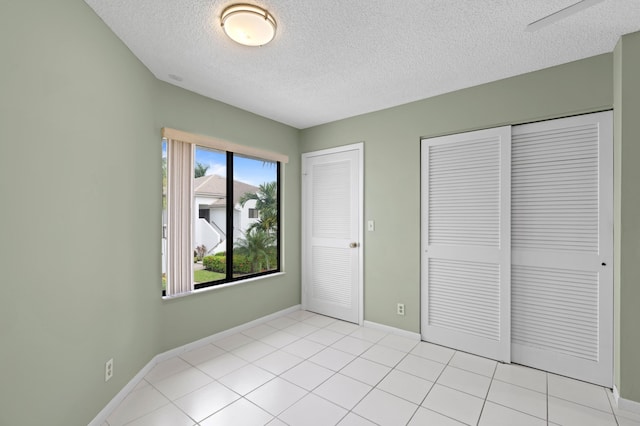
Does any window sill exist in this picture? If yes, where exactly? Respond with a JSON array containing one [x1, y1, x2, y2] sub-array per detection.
[[162, 272, 286, 301]]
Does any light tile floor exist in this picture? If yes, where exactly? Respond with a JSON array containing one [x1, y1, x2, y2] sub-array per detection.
[[103, 310, 640, 426]]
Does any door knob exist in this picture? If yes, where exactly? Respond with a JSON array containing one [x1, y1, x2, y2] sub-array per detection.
[[349, 242, 359, 248]]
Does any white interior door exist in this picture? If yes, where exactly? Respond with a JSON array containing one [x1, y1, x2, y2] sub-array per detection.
[[302, 143, 363, 324], [511, 111, 613, 387], [421, 127, 511, 362]]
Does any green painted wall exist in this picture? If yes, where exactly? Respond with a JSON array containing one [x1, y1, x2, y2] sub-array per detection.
[[300, 54, 613, 333], [613, 40, 623, 394], [614, 31, 640, 404], [2, 0, 639, 423], [0, 1, 300, 425], [0, 1, 158, 424], [154, 82, 301, 352]]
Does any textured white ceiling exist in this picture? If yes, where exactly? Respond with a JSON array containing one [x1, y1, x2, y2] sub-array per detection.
[[85, 0, 640, 129]]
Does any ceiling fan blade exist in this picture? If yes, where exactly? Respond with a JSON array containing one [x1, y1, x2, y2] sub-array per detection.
[[526, 0, 605, 32]]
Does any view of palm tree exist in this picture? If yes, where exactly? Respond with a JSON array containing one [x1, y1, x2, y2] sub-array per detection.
[[234, 228, 277, 273], [236, 181, 278, 274], [239, 181, 278, 235], [194, 162, 209, 178]]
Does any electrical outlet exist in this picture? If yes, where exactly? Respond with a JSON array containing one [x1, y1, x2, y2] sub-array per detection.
[[105, 358, 114, 382], [397, 303, 405, 316]]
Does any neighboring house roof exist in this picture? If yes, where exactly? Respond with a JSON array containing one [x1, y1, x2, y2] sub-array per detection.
[[194, 174, 259, 206]]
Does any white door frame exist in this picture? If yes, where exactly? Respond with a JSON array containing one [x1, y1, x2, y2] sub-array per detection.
[[301, 142, 364, 325]]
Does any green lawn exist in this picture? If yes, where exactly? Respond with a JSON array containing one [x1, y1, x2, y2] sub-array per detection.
[[194, 269, 225, 283], [162, 270, 225, 291]]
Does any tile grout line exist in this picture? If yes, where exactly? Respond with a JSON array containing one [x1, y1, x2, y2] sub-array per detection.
[[111, 312, 621, 426], [476, 364, 550, 423], [357, 339, 422, 425], [130, 315, 311, 425], [474, 360, 498, 425], [606, 387, 622, 425], [307, 335, 411, 424], [410, 349, 468, 425], [270, 318, 386, 425], [295, 335, 425, 425], [547, 371, 550, 425], [192, 314, 332, 425]]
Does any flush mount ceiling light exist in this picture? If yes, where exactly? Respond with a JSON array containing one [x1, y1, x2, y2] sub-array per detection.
[[221, 4, 277, 47]]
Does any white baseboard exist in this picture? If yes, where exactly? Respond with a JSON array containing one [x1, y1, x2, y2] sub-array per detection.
[[89, 304, 301, 426], [614, 385, 640, 414], [154, 304, 302, 363], [619, 398, 640, 415], [88, 355, 158, 426], [363, 320, 421, 340]]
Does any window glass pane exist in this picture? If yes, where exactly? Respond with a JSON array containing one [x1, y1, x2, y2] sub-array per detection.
[[162, 140, 167, 292], [233, 154, 279, 278], [194, 146, 227, 285], [163, 137, 282, 296]]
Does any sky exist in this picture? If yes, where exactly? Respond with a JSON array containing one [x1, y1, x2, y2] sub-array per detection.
[[162, 142, 277, 187], [196, 147, 277, 187]]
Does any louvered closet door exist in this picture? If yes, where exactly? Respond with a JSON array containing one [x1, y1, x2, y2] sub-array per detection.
[[421, 127, 511, 362], [511, 112, 613, 387]]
